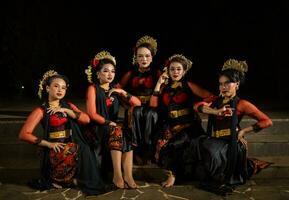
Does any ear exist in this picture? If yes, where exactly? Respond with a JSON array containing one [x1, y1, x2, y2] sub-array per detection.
[[46, 85, 50, 93], [236, 82, 240, 90], [96, 71, 100, 79]]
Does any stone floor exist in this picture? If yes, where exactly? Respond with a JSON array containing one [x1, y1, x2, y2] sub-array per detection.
[[1, 179, 289, 200]]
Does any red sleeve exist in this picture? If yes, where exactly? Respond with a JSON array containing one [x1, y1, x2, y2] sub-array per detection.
[[150, 95, 158, 107], [128, 96, 141, 106], [187, 81, 215, 101], [19, 107, 44, 144], [119, 71, 132, 88], [237, 99, 273, 129], [86, 85, 106, 125], [67, 102, 90, 125]]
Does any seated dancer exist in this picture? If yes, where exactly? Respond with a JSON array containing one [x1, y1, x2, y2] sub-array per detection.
[[19, 70, 106, 195], [119, 35, 161, 165], [84, 51, 141, 189], [194, 59, 273, 195], [150, 54, 216, 187]]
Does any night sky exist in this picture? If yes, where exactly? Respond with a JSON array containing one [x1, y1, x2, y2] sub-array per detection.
[[1, 1, 288, 108]]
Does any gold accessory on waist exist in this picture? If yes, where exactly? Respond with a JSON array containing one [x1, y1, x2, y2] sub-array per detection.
[[49, 129, 71, 139], [169, 108, 190, 118], [137, 95, 151, 104], [213, 128, 231, 138]]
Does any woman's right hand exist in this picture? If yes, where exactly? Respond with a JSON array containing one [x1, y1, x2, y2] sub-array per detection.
[[109, 121, 117, 127], [157, 72, 169, 85], [48, 142, 65, 153]]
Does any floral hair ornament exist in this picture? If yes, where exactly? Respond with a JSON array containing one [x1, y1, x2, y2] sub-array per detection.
[[132, 35, 157, 65], [167, 54, 193, 74], [85, 51, 116, 83], [222, 59, 248, 76], [38, 70, 58, 99]]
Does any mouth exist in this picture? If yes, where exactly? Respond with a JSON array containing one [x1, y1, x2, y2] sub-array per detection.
[[56, 93, 63, 97]]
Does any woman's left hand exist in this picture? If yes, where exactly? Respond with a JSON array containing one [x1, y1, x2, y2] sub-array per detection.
[[238, 130, 248, 149], [47, 107, 67, 117], [108, 88, 127, 97]]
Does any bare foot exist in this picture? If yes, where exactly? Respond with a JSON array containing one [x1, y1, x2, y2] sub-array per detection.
[[113, 178, 124, 189], [161, 175, 175, 187], [123, 177, 139, 189]]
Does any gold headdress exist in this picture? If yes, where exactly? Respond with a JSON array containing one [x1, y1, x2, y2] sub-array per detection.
[[132, 35, 157, 65], [38, 70, 58, 99], [166, 54, 193, 73], [85, 51, 116, 83], [222, 59, 248, 75]]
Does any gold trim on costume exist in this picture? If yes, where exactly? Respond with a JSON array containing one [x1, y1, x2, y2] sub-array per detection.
[[49, 129, 71, 139], [169, 108, 190, 118], [213, 129, 231, 138], [136, 95, 151, 104]]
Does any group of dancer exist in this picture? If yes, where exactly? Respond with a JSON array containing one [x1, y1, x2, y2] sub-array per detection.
[[19, 35, 273, 196]]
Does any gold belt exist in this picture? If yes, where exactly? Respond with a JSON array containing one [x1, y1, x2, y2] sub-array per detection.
[[137, 95, 150, 104], [213, 129, 231, 138], [169, 108, 190, 118], [49, 129, 71, 139]]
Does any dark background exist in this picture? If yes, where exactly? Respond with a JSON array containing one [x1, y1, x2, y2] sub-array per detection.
[[1, 1, 288, 109]]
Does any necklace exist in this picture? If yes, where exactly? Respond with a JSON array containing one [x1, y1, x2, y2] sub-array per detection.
[[48, 101, 60, 108]]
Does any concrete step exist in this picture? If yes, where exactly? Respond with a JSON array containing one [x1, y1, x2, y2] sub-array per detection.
[[247, 134, 289, 156], [133, 156, 289, 181], [1, 134, 289, 161], [1, 156, 289, 185]]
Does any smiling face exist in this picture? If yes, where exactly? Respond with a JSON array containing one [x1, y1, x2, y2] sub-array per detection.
[[46, 78, 67, 101], [97, 63, 116, 84], [169, 62, 185, 81], [136, 47, 153, 68], [219, 75, 239, 98]]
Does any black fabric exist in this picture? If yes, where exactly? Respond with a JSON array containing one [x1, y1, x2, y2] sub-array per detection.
[[132, 106, 159, 160], [35, 101, 106, 195], [198, 95, 254, 192]]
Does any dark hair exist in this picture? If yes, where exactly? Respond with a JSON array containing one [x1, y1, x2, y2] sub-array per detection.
[[169, 57, 189, 71], [44, 74, 69, 87], [219, 69, 245, 84], [91, 58, 116, 83], [136, 43, 156, 56], [41, 74, 69, 100]]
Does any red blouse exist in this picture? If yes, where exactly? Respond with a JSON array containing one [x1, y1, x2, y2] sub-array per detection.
[[195, 99, 273, 129], [86, 85, 141, 125], [19, 102, 90, 144], [150, 81, 216, 108]]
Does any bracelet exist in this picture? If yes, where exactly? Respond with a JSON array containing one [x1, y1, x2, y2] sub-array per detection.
[[197, 105, 204, 113], [126, 93, 132, 101], [104, 119, 111, 125], [252, 123, 262, 132], [73, 111, 81, 120], [34, 138, 42, 145]]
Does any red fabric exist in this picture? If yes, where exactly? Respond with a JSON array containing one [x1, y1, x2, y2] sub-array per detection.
[[106, 98, 113, 108], [172, 92, 188, 104], [50, 114, 68, 126], [143, 76, 154, 88], [162, 93, 170, 106], [132, 77, 141, 88]]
